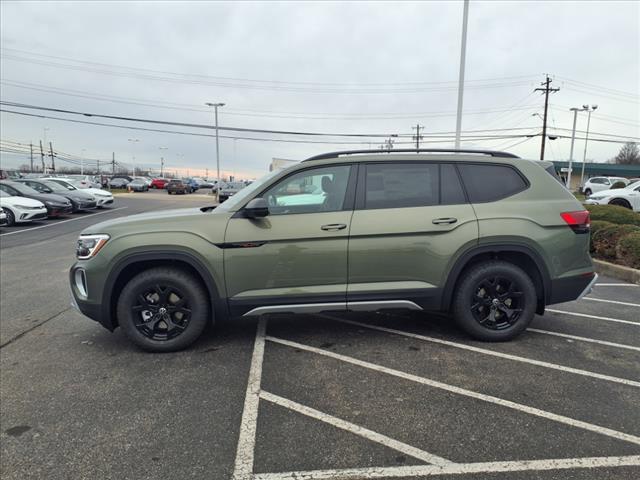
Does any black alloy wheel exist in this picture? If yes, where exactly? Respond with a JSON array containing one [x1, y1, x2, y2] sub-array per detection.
[[470, 276, 523, 330], [132, 285, 192, 341], [4, 208, 15, 226], [117, 267, 210, 351], [452, 261, 536, 341]]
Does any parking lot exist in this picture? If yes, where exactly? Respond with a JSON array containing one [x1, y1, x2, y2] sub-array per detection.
[[1, 192, 639, 480]]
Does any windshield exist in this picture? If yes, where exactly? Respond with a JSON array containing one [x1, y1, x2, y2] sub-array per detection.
[[0, 189, 8, 197], [48, 179, 77, 191], [6, 182, 39, 195], [216, 169, 282, 212], [41, 180, 69, 193], [626, 180, 640, 190]]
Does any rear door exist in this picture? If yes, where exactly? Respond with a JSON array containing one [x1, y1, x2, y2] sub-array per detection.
[[347, 162, 478, 309]]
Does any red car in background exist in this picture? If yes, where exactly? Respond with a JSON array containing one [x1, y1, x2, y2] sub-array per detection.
[[150, 178, 169, 189]]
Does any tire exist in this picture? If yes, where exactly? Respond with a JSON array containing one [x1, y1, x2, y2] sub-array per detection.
[[117, 267, 210, 352], [610, 198, 631, 209], [584, 189, 592, 197], [452, 261, 536, 341], [4, 208, 15, 226]]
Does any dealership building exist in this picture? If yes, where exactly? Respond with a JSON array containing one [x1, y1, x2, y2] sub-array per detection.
[[551, 161, 640, 190]]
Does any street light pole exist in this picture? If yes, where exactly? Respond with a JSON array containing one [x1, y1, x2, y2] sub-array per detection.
[[580, 105, 598, 188], [567, 107, 584, 189], [159, 147, 168, 177], [81, 149, 86, 175], [205, 102, 225, 200], [128, 138, 140, 176], [454, 0, 470, 150]]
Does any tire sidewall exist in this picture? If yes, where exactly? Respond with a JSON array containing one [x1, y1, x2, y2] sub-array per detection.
[[117, 268, 210, 352], [453, 261, 536, 341], [5, 208, 15, 226]]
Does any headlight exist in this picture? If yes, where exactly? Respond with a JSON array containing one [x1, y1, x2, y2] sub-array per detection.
[[76, 234, 110, 259], [589, 196, 605, 201]]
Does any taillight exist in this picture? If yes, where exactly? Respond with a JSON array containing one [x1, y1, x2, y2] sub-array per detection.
[[560, 210, 590, 234]]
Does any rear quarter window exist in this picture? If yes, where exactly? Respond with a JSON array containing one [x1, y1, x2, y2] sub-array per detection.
[[458, 164, 528, 203]]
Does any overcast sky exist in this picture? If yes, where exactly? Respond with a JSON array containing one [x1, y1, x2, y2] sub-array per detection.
[[1, 0, 638, 179]]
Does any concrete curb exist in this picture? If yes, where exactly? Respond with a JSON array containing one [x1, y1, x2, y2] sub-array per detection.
[[593, 259, 640, 285]]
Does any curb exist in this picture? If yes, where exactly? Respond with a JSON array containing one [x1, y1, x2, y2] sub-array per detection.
[[593, 259, 640, 285]]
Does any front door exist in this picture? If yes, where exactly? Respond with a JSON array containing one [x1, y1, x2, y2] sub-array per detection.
[[347, 162, 478, 309], [223, 164, 355, 316]]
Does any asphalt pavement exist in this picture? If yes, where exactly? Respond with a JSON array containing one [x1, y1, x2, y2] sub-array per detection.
[[1, 190, 639, 480]]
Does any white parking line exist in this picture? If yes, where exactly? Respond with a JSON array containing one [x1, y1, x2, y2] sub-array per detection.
[[546, 309, 639, 326], [253, 455, 640, 479], [267, 336, 640, 446], [0, 207, 128, 236], [596, 283, 638, 287], [584, 297, 640, 308], [260, 391, 452, 466], [232, 318, 267, 480], [527, 328, 640, 352], [322, 316, 640, 387]]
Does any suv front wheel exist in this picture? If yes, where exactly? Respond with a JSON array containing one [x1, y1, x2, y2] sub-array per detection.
[[117, 267, 210, 352], [452, 261, 536, 341]]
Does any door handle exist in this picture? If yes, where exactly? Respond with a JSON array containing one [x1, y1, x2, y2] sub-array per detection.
[[321, 224, 347, 231], [432, 217, 458, 225]]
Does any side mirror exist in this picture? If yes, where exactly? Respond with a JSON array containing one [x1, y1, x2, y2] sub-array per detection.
[[244, 198, 269, 219]]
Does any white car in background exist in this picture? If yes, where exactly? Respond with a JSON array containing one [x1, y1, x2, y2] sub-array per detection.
[[64, 175, 102, 189], [585, 181, 640, 212], [43, 178, 114, 208], [582, 176, 629, 196], [0, 189, 48, 226]]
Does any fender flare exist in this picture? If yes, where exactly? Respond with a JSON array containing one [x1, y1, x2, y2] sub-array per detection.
[[442, 243, 551, 310], [103, 250, 226, 330]]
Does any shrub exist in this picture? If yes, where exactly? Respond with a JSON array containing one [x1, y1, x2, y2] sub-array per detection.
[[616, 232, 640, 269], [611, 181, 627, 189], [589, 220, 615, 252], [586, 204, 640, 226], [592, 224, 640, 259]]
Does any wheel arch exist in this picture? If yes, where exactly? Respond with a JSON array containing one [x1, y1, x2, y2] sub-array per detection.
[[443, 244, 551, 315], [104, 250, 227, 331]]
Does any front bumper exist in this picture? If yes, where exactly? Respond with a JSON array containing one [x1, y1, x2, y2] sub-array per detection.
[[77, 200, 98, 209], [47, 205, 73, 217], [69, 266, 115, 331], [95, 197, 114, 206], [584, 199, 606, 205], [15, 208, 48, 222]]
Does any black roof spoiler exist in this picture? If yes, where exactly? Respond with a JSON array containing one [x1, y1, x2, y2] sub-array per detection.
[[303, 148, 520, 162]]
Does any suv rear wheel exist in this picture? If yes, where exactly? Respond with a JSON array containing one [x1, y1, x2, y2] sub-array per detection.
[[452, 261, 536, 341], [117, 267, 209, 352]]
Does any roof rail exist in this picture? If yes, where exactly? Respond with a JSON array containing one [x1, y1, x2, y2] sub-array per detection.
[[303, 148, 520, 162]]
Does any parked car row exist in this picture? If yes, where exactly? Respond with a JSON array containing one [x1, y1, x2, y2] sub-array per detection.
[[584, 180, 640, 211], [0, 178, 114, 227]]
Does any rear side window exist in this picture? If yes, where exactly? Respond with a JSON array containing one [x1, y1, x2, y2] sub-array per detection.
[[458, 164, 528, 203], [440, 164, 466, 205], [365, 163, 439, 209]]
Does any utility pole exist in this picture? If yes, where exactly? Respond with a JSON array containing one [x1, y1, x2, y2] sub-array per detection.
[[48, 142, 55, 172], [205, 102, 225, 200], [534, 75, 560, 160], [30, 143, 34, 172], [97, 159, 100, 174], [454, 0, 470, 150], [384, 137, 395, 152], [39, 140, 45, 173], [412, 124, 424, 149], [112, 152, 116, 174]]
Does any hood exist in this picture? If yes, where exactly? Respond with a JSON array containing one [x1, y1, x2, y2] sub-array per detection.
[[22, 191, 71, 205], [589, 187, 631, 198], [0, 195, 45, 208], [68, 190, 96, 200], [81, 206, 225, 235], [86, 188, 112, 197]]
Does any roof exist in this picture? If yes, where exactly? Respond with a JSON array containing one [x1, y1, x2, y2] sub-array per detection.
[[302, 148, 519, 162]]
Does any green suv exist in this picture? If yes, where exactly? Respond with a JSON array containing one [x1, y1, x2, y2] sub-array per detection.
[[70, 149, 596, 351]]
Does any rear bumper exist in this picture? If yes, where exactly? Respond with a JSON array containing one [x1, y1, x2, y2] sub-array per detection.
[[548, 272, 597, 305]]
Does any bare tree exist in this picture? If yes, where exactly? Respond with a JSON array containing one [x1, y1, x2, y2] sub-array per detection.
[[612, 142, 640, 165]]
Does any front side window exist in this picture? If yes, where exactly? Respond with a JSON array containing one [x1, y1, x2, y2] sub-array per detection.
[[458, 164, 528, 203], [364, 163, 439, 209], [262, 165, 352, 215]]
